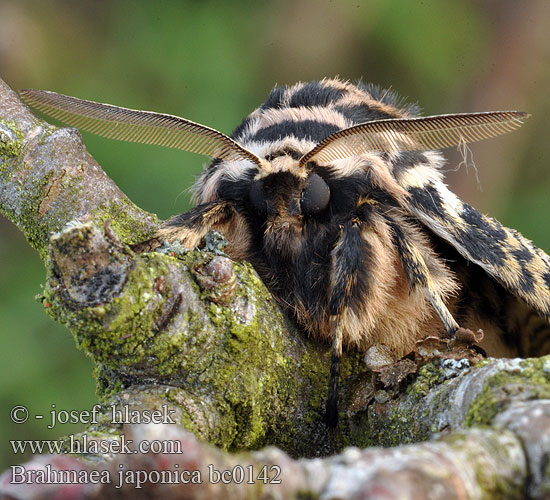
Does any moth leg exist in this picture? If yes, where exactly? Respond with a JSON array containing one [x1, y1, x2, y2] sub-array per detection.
[[155, 200, 235, 249], [424, 286, 460, 337], [326, 318, 343, 428], [326, 217, 366, 427], [387, 218, 459, 336]]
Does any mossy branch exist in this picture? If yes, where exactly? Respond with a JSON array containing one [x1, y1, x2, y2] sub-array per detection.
[[0, 77, 343, 455], [2, 76, 550, 499]]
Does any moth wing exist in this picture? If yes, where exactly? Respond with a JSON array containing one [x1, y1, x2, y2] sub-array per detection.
[[398, 170, 550, 320]]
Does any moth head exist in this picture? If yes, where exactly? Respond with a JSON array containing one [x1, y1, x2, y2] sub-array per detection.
[[249, 159, 330, 218]]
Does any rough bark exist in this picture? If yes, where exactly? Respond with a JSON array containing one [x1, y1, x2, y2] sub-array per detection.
[[2, 76, 550, 499]]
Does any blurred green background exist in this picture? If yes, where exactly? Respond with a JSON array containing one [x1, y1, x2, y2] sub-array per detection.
[[1, 0, 549, 468]]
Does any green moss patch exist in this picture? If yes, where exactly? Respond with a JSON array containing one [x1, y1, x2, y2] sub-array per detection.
[[0, 120, 23, 162], [466, 356, 550, 427]]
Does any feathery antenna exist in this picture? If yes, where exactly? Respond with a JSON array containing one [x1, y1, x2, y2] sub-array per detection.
[[299, 111, 529, 166], [19, 89, 264, 168]]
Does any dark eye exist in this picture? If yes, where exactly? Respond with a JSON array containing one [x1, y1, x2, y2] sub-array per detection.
[[249, 180, 269, 214], [301, 173, 330, 215]]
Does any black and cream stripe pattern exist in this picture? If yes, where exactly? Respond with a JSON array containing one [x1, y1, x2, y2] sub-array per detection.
[[233, 80, 407, 146], [194, 79, 414, 202], [234, 80, 414, 157]]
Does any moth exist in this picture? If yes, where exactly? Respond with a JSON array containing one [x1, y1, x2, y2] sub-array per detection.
[[20, 79, 550, 427]]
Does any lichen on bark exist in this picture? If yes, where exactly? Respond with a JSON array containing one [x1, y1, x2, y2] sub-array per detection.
[[0, 119, 23, 161]]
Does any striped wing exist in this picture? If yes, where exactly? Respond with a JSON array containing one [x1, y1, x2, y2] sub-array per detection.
[[402, 173, 550, 320]]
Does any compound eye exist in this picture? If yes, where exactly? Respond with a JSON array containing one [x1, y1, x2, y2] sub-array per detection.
[[249, 180, 269, 214], [301, 173, 330, 215]]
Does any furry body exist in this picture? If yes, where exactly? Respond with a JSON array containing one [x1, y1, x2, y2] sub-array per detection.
[[159, 79, 550, 360]]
